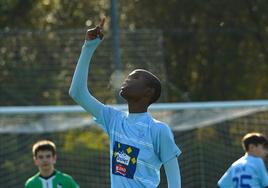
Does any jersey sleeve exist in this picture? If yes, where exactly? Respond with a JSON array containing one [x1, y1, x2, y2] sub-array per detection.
[[24, 181, 30, 188], [24, 176, 40, 188], [257, 158, 268, 187], [69, 39, 125, 135], [156, 124, 181, 164], [217, 167, 233, 188], [60, 172, 80, 188], [69, 39, 105, 123]]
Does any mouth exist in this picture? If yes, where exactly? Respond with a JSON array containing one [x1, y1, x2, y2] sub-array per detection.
[[42, 163, 50, 167]]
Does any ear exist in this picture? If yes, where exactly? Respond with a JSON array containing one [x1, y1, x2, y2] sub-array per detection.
[[53, 154, 57, 164], [33, 156, 38, 166]]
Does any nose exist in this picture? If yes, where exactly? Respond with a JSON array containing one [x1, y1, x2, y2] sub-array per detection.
[[122, 79, 130, 85]]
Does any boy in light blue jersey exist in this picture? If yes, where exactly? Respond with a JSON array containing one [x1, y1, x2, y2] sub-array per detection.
[[69, 18, 181, 188], [218, 132, 268, 188]]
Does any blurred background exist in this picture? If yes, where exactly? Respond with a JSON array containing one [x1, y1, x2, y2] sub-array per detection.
[[1, 0, 268, 187]]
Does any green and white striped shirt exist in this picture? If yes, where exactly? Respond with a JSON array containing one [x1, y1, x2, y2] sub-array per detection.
[[25, 170, 79, 188]]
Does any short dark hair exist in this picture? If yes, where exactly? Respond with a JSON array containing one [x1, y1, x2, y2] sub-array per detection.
[[136, 69, 161, 105], [242, 132, 268, 151], [32, 140, 56, 157]]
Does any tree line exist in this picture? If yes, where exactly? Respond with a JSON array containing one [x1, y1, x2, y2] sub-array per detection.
[[1, 0, 268, 105]]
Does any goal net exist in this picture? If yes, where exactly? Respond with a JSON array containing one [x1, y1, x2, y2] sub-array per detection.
[[1, 100, 268, 188]]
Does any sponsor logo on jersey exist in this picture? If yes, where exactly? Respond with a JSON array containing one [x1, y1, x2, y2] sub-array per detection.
[[115, 164, 127, 176], [116, 151, 130, 165], [112, 141, 140, 179]]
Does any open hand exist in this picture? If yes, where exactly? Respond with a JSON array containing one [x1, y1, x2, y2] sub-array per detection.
[[86, 18, 105, 40]]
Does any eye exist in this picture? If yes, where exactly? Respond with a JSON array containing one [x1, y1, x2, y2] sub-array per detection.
[[46, 154, 52, 159]]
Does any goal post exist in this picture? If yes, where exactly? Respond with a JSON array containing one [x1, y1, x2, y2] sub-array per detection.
[[1, 100, 268, 187]]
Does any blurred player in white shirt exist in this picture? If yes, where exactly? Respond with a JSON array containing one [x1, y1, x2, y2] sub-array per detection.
[[218, 132, 268, 188]]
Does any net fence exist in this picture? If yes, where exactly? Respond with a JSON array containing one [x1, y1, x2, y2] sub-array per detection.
[[0, 29, 168, 106], [1, 101, 268, 187]]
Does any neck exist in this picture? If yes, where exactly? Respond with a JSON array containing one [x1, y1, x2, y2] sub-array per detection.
[[128, 102, 148, 113], [246, 152, 261, 158], [39, 168, 55, 178]]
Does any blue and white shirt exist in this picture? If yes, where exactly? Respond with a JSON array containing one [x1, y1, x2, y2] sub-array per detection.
[[218, 154, 268, 188], [95, 106, 181, 188]]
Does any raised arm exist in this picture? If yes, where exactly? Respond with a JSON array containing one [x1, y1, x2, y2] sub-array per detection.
[[69, 18, 106, 118]]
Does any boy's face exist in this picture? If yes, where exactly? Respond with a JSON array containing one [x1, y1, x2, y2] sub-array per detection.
[[120, 70, 151, 101], [34, 150, 56, 172], [249, 144, 268, 159]]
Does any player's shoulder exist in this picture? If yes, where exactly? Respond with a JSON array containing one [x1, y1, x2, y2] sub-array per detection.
[[242, 154, 263, 163], [230, 155, 247, 166], [150, 118, 173, 137], [103, 105, 127, 117], [55, 170, 79, 187], [246, 155, 265, 166], [232, 155, 264, 168], [56, 170, 74, 180], [152, 118, 171, 130], [25, 173, 40, 187]]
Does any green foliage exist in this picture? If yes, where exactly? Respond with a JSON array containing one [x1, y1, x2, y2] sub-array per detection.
[[119, 0, 268, 101], [62, 126, 109, 151], [2, 0, 268, 104], [0, 0, 109, 29]]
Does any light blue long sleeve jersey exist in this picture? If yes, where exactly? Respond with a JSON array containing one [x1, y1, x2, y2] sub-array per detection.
[[218, 154, 268, 188], [69, 38, 181, 188]]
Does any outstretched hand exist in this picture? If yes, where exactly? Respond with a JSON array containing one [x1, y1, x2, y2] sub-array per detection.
[[86, 18, 105, 40]]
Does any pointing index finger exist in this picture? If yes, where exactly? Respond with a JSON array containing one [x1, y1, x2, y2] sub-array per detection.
[[99, 18, 105, 29]]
